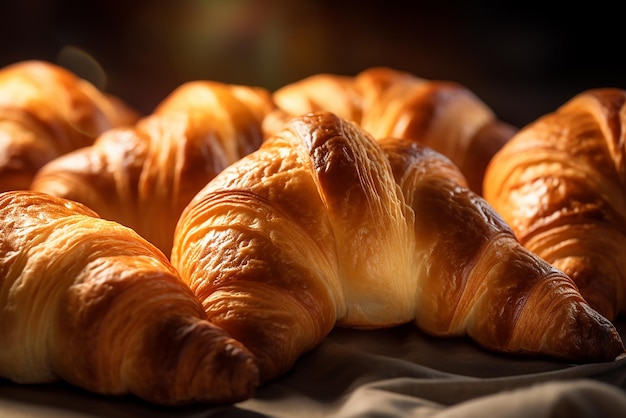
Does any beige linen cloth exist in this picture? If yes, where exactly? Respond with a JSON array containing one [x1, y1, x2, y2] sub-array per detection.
[[2, 322, 626, 417]]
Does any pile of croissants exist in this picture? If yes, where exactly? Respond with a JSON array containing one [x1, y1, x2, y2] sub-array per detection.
[[1, 60, 625, 406]]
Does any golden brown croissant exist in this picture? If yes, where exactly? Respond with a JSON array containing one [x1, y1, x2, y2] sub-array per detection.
[[172, 111, 625, 383], [483, 88, 626, 322], [31, 80, 274, 256], [263, 67, 517, 195], [0, 190, 259, 405], [0, 60, 139, 192]]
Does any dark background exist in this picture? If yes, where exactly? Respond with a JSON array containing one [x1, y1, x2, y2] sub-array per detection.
[[1, 0, 624, 129]]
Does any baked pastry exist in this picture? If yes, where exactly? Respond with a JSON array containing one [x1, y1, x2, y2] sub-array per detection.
[[31, 80, 274, 256], [263, 67, 516, 195], [0, 60, 139, 191], [0, 190, 259, 405], [483, 88, 626, 321], [172, 111, 625, 383]]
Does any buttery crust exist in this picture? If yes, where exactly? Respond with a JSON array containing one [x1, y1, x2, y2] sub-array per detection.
[[484, 88, 626, 321], [31, 80, 275, 256], [263, 67, 517, 195], [172, 111, 624, 382], [0, 60, 139, 191], [0, 190, 259, 405]]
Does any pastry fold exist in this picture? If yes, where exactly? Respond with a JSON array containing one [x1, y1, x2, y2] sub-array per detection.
[[173, 111, 624, 382], [484, 88, 626, 321], [0, 190, 259, 405], [263, 67, 516, 194], [32, 80, 274, 256], [0, 60, 138, 191]]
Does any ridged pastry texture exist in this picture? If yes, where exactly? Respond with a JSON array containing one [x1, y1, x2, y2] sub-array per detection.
[[263, 67, 517, 195], [0, 190, 259, 405], [0, 60, 139, 192], [31, 80, 274, 256], [484, 88, 626, 322], [172, 111, 625, 383]]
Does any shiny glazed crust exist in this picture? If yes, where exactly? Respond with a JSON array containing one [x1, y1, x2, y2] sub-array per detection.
[[31, 80, 275, 256], [263, 67, 517, 195], [484, 88, 626, 321], [0, 190, 259, 405], [0, 60, 139, 191], [173, 111, 625, 383]]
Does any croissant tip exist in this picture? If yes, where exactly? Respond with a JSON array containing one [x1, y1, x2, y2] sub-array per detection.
[[615, 352, 626, 361]]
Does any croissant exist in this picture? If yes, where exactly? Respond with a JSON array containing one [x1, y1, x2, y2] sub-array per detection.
[[31, 80, 274, 256], [483, 88, 626, 322], [0, 60, 139, 192], [0, 190, 259, 405], [263, 67, 517, 195], [172, 111, 625, 383]]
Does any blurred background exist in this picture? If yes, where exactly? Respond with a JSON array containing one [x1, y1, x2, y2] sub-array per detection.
[[1, 0, 624, 129]]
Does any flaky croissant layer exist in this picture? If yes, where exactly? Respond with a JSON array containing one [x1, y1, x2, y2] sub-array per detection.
[[0, 60, 139, 192], [31, 79, 275, 256], [263, 67, 517, 195], [0, 191, 259, 405], [173, 111, 625, 383], [484, 88, 626, 321]]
